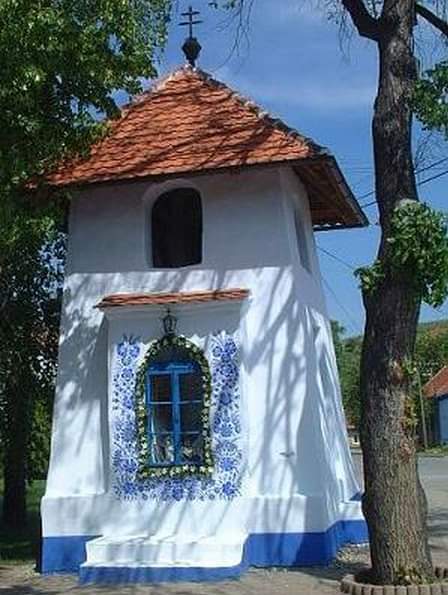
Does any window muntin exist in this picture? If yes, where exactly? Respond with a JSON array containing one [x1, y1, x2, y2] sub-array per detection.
[[151, 188, 202, 268], [145, 360, 205, 468], [135, 335, 213, 479]]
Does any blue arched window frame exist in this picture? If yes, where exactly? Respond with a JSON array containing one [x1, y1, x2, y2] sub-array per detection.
[[135, 335, 213, 479]]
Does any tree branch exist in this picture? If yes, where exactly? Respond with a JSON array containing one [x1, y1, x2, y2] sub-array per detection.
[[416, 3, 448, 37], [341, 0, 380, 40]]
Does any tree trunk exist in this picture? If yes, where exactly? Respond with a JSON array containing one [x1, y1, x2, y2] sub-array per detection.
[[359, 0, 433, 584], [2, 382, 28, 529]]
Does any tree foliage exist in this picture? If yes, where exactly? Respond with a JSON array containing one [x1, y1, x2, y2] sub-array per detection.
[[0, 0, 171, 191], [0, 211, 65, 525], [333, 320, 448, 441], [415, 322, 448, 384], [0, 0, 172, 527], [356, 202, 448, 308], [415, 62, 448, 135], [331, 322, 362, 426]]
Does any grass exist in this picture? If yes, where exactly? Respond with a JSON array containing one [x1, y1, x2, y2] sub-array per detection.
[[418, 444, 448, 457], [0, 480, 45, 565]]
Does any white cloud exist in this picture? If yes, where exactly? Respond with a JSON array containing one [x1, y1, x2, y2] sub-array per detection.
[[257, 0, 327, 25], [215, 69, 376, 112]]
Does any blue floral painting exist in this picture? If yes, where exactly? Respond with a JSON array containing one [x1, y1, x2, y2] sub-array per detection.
[[111, 332, 243, 501]]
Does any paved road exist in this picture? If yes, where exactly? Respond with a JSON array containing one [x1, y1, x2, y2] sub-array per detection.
[[352, 452, 448, 564], [0, 453, 446, 594], [418, 455, 448, 565]]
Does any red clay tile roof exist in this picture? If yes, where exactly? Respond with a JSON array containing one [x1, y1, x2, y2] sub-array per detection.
[[423, 366, 448, 399], [45, 66, 367, 230], [96, 289, 250, 309]]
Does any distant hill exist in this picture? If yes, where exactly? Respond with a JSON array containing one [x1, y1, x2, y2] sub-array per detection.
[[416, 319, 448, 336], [343, 319, 448, 343]]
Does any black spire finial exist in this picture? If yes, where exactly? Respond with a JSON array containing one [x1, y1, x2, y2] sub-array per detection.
[[179, 6, 203, 67]]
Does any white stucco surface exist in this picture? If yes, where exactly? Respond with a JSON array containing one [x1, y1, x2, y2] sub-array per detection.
[[42, 166, 362, 570]]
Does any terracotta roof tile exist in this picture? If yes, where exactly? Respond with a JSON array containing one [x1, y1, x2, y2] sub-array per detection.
[[96, 289, 250, 309], [45, 66, 367, 229], [423, 366, 448, 399]]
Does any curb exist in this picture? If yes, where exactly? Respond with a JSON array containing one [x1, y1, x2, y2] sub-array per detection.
[[341, 567, 448, 594]]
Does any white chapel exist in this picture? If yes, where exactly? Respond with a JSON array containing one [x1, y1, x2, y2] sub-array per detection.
[[41, 34, 368, 583]]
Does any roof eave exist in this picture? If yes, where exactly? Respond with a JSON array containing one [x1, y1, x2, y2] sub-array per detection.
[[41, 154, 368, 230]]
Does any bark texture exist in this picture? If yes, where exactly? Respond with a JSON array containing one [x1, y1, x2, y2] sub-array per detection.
[[343, 0, 434, 584]]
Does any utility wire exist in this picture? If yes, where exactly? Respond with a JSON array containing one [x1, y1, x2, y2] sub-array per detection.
[[317, 245, 356, 272], [361, 167, 448, 209], [321, 276, 361, 335], [358, 156, 448, 207], [318, 157, 448, 329]]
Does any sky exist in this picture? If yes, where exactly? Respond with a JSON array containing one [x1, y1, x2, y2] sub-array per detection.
[[153, 0, 448, 336]]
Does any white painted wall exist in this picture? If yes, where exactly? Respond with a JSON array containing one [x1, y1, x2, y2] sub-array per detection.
[[43, 166, 361, 548]]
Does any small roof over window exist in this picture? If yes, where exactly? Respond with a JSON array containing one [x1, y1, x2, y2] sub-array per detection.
[[45, 67, 367, 231]]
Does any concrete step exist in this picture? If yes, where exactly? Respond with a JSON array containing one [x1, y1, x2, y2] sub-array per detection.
[[84, 532, 247, 568]]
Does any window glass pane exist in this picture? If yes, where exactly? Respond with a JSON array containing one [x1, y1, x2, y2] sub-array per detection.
[[149, 374, 171, 403], [144, 353, 207, 470], [179, 372, 202, 402], [180, 403, 202, 432], [152, 188, 202, 268], [180, 433, 203, 464], [148, 434, 175, 465], [148, 404, 173, 434]]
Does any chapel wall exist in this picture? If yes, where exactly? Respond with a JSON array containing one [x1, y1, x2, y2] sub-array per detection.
[[45, 165, 356, 520]]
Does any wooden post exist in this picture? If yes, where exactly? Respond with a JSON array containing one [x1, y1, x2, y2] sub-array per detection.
[[417, 368, 429, 450]]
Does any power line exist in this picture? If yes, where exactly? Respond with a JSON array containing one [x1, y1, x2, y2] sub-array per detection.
[[358, 156, 448, 207], [321, 276, 361, 335], [317, 245, 356, 272], [360, 165, 448, 209], [317, 157, 448, 330], [419, 167, 448, 187], [358, 156, 448, 201]]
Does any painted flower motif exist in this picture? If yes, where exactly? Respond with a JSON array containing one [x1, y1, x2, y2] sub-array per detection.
[[221, 481, 238, 499], [215, 362, 238, 384], [122, 391, 134, 410], [129, 343, 140, 358], [121, 455, 138, 474], [112, 333, 242, 502], [117, 478, 140, 499], [223, 340, 238, 358], [214, 440, 238, 457], [231, 414, 242, 435], [115, 418, 137, 443], [171, 484, 185, 501], [217, 422, 233, 438], [211, 344, 223, 359], [218, 456, 238, 472], [219, 390, 233, 406], [117, 342, 128, 357], [121, 368, 134, 382]]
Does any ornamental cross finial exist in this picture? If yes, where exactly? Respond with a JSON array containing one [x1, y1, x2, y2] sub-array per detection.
[[179, 6, 203, 67]]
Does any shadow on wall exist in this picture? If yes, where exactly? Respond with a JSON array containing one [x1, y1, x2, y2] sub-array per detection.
[[69, 167, 290, 275], [46, 261, 359, 551]]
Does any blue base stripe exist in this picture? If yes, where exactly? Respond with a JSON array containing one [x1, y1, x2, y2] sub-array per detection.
[[79, 563, 247, 584], [41, 535, 99, 574], [245, 520, 368, 567], [42, 519, 368, 582]]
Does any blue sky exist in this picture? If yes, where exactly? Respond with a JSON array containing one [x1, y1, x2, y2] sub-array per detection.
[[155, 0, 448, 336]]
